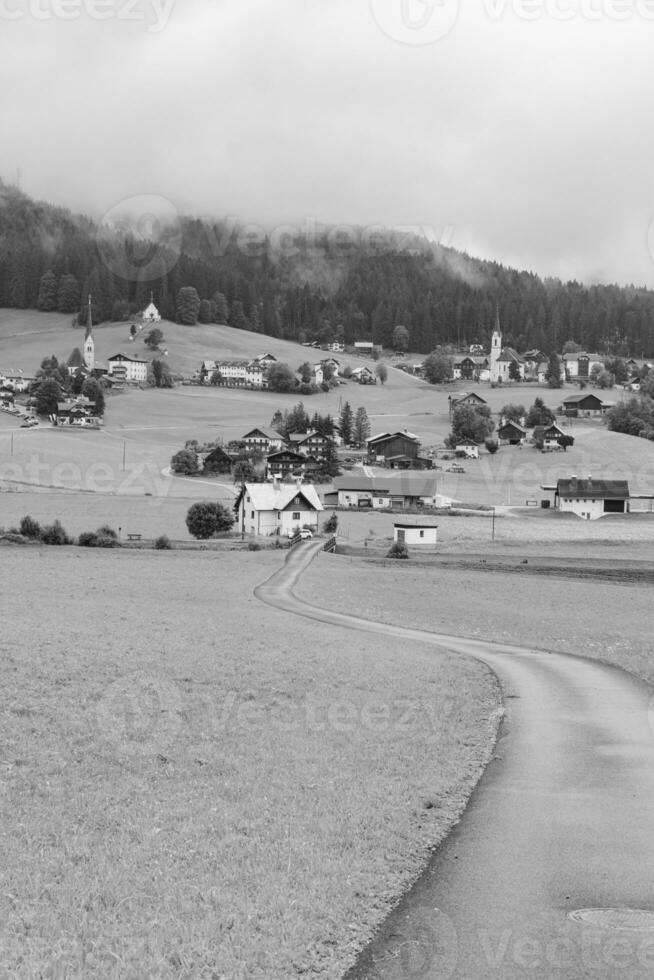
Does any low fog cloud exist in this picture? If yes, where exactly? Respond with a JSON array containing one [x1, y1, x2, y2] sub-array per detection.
[[1, 0, 654, 286]]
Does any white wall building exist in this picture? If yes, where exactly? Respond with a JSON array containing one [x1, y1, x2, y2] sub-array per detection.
[[107, 353, 148, 383], [235, 482, 323, 536]]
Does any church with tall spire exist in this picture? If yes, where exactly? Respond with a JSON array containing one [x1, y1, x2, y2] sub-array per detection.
[[83, 294, 95, 372], [66, 294, 95, 377]]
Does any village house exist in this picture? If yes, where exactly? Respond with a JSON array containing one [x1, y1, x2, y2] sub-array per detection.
[[497, 420, 527, 445], [321, 357, 340, 378], [54, 396, 102, 428], [351, 366, 376, 385], [367, 430, 422, 467], [242, 427, 286, 454], [107, 353, 148, 383], [561, 392, 611, 417], [522, 350, 546, 380], [332, 474, 444, 509], [266, 449, 315, 481], [452, 355, 488, 382], [213, 359, 268, 388], [561, 352, 604, 380], [541, 476, 630, 520], [454, 438, 480, 459], [234, 482, 323, 537], [0, 373, 34, 392], [288, 430, 330, 460], [449, 391, 488, 411]]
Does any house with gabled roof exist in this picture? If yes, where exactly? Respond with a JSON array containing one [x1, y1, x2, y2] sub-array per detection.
[[242, 427, 286, 453], [333, 474, 443, 510], [449, 391, 488, 410], [288, 430, 330, 460], [497, 420, 527, 445], [562, 392, 610, 417], [107, 352, 148, 383], [234, 482, 323, 537], [367, 430, 421, 467], [266, 449, 316, 481], [541, 476, 630, 519]]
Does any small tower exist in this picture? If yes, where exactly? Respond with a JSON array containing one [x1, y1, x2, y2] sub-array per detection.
[[489, 307, 502, 383], [84, 294, 95, 372]]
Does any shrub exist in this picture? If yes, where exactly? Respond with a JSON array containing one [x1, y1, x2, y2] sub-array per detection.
[[323, 513, 338, 533], [78, 529, 119, 548], [19, 515, 42, 539], [485, 438, 499, 454], [96, 524, 118, 540], [186, 501, 235, 539], [154, 535, 172, 550], [41, 520, 72, 545], [386, 541, 410, 559], [248, 541, 262, 551]]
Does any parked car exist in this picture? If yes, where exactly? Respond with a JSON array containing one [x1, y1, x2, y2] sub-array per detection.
[[449, 464, 466, 473], [287, 528, 313, 539]]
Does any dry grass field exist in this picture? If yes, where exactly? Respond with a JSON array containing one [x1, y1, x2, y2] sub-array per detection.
[[0, 546, 499, 980]]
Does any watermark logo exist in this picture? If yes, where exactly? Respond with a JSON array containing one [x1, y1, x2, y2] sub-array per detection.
[[0, 0, 177, 32], [373, 907, 458, 978], [370, 0, 460, 44], [96, 194, 182, 282], [95, 671, 182, 756]]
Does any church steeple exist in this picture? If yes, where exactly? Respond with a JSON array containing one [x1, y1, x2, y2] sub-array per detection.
[[84, 294, 95, 372]]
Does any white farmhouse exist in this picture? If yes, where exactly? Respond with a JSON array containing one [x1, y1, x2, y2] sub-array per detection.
[[234, 482, 323, 537], [107, 353, 149, 383]]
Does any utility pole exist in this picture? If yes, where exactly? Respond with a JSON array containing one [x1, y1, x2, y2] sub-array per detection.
[[122, 440, 126, 471], [492, 505, 496, 541]]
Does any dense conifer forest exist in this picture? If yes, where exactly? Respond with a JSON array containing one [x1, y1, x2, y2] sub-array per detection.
[[2, 179, 654, 356]]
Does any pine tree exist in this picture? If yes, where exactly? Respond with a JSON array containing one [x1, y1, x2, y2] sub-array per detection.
[[353, 406, 371, 447], [37, 271, 58, 311], [339, 401, 353, 446]]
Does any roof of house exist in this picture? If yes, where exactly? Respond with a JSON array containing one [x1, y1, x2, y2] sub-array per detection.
[[289, 431, 327, 444], [556, 478, 629, 500], [266, 449, 305, 461], [243, 426, 284, 441], [497, 347, 525, 363], [368, 430, 420, 446], [108, 353, 148, 364], [498, 420, 527, 433], [237, 483, 323, 512], [455, 438, 479, 446], [333, 475, 438, 496], [451, 391, 487, 404], [562, 392, 606, 405]]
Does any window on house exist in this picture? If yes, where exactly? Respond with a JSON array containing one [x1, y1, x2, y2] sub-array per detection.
[[292, 512, 300, 520], [251, 511, 254, 519], [419, 530, 424, 538]]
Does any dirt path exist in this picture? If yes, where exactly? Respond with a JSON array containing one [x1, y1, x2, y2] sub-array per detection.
[[256, 542, 654, 979]]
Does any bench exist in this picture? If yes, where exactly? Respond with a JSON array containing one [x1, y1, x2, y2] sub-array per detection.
[[127, 533, 142, 541]]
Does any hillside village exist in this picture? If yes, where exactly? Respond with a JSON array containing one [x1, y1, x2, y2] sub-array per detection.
[[3, 304, 654, 533]]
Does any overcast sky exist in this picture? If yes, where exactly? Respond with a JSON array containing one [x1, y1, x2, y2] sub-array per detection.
[[2, 0, 654, 287]]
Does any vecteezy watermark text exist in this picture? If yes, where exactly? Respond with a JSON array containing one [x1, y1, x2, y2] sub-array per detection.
[[371, 0, 654, 47], [0, 0, 176, 33]]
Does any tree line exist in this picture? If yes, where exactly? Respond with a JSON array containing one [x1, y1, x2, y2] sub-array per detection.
[[4, 179, 654, 356]]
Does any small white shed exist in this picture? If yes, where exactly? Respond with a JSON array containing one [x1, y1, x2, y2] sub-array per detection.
[[393, 522, 438, 547]]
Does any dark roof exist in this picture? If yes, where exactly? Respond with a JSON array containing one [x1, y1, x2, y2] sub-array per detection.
[[556, 478, 629, 500], [368, 430, 420, 446], [497, 347, 524, 363], [562, 392, 606, 405], [67, 348, 85, 368], [267, 449, 305, 461], [333, 475, 438, 495], [498, 420, 527, 434]]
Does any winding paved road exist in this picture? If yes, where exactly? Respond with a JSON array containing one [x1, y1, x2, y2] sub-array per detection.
[[256, 542, 654, 979]]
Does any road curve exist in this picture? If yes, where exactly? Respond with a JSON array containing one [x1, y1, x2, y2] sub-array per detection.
[[255, 542, 654, 980]]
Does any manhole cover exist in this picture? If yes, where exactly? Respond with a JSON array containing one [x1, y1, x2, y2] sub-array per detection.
[[568, 908, 654, 931]]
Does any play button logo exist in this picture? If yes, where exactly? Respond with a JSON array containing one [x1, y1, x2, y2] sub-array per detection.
[[370, 0, 460, 44]]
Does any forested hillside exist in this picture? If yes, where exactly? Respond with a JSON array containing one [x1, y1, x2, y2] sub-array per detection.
[[2, 179, 654, 356]]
